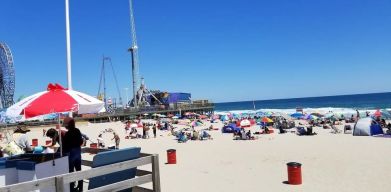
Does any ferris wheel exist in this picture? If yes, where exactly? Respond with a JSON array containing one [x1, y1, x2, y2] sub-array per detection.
[[0, 42, 15, 109]]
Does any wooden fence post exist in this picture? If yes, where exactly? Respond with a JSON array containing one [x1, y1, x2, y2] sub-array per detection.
[[152, 155, 161, 192]]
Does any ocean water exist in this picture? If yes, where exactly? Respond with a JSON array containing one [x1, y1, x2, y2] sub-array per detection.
[[215, 92, 391, 114]]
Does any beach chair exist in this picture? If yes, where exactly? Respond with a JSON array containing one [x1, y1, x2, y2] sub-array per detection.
[[88, 147, 141, 191], [344, 125, 352, 134]]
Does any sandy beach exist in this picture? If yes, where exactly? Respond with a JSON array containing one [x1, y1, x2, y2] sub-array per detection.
[[8, 119, 390, 192]]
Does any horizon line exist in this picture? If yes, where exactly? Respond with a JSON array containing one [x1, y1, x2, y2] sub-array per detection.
[[216, 91, 391, 104]]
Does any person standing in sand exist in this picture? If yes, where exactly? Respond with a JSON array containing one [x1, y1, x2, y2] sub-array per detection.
[[62, 117, 83, 192], [152, 124, 157, 138], [112, 132, 120, 149]]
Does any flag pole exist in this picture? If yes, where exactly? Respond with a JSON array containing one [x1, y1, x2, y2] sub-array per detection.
[[65, 0, 73, 118], [65, 0, 72, 91]]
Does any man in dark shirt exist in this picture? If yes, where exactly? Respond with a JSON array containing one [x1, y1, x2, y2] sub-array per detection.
[[63, 117, 83, 192]]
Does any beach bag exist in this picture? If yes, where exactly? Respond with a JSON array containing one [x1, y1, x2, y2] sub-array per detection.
[[3, 141, 24, 156]]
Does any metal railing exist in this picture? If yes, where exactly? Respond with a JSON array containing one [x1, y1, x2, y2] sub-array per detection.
[[0, 153, 161, 192]]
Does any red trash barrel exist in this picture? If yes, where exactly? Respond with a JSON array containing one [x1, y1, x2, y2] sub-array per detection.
[[167, 149, 176, 164], [32, 139, 38, 147], [287, 162, 302, 185], [90, 143, 98, 148]]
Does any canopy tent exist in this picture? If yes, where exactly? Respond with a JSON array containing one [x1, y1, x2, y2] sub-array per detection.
[[6, 83, 105, 119], [353, 117, 384, 136]]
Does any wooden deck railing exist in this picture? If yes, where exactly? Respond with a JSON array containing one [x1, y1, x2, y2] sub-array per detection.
[[0, 153, 161, 192]]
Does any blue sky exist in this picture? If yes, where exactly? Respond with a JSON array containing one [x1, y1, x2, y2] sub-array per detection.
[[1, 0, 391, 103]]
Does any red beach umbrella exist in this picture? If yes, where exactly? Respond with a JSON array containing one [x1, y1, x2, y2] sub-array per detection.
[[6, 83, 105, 119]]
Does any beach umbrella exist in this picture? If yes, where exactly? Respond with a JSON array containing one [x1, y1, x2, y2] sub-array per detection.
[[191, 120, 203, 127], [177, 120, 189, 125], [213, 115, 220, 120], [324, 113, 334, 119], [167, 114, 174, 118], [143, 113, 149, 116], [152, 113, 159, 117], [290, 113, 304, 119], [240, 119, 251, 127], [307, 115, 319, 120], [262, 117, 273, 123], [261, 112, 272, 117], [255, 111, 265, 117], [380, 110, 391, 119], [6, 83, 105, 119], [158, 114, 167, 118], [172, 116, 179, 119], [270, 112, 282, 117], [311, 113, 323, 117], [233, 113, 241, 118], [221, 115, 229, 121], [5, 83, 106, 157], [199, 115, 208, 119]]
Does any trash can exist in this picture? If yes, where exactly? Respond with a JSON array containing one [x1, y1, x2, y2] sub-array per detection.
[[31, 139, 38, 147], [287, 162, 302, 185], [167, 149, 176, 164], [90, 143, 98, 148]]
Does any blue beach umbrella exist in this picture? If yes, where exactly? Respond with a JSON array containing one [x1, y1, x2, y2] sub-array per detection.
[[221, 115, 229, 121], [307, 115, 319, 120], [291, 113, 304, 118]]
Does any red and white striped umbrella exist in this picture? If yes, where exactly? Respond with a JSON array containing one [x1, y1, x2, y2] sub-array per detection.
[[6, 83, 105, 119]]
